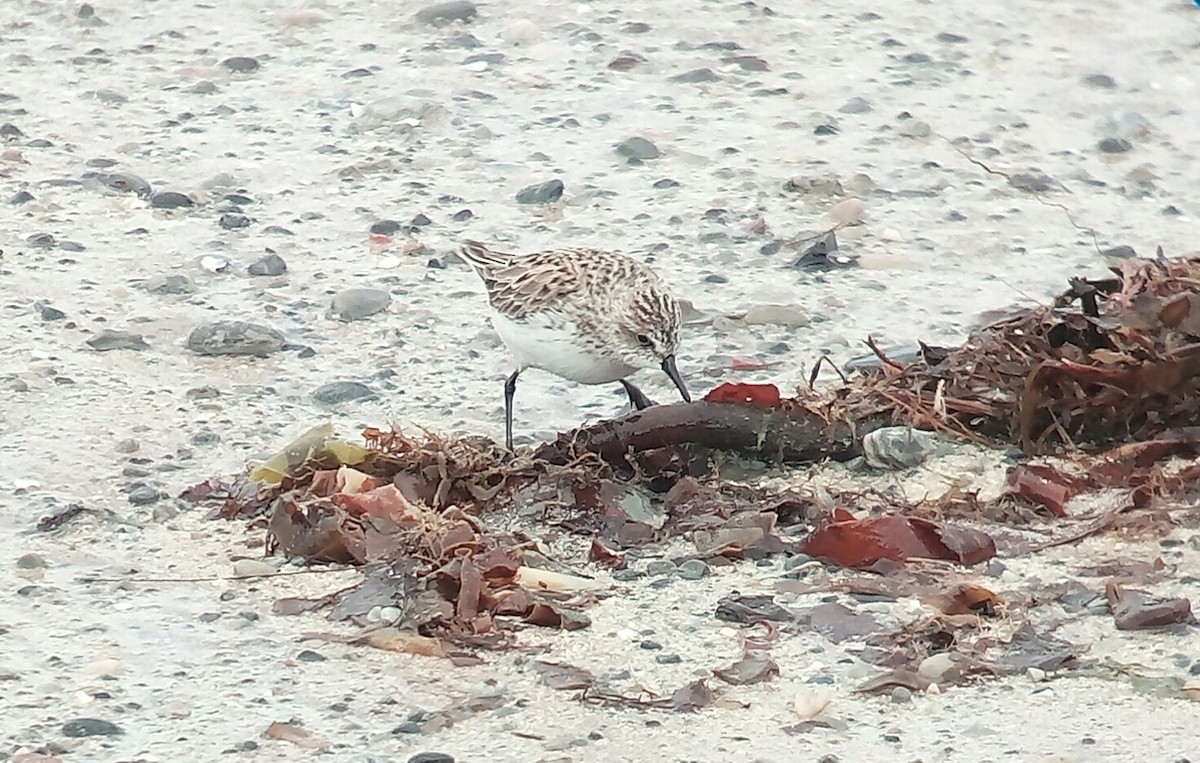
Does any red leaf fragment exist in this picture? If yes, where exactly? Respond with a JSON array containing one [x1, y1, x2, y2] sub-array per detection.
[[703, 382, 782, 407], [1106, 582, 1196, 630], [799, 515, 995, 569], [588, 537, 627, 570], [1005, 464, 1082, 516]]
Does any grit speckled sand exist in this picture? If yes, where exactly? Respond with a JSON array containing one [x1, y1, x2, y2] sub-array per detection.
[[2, 0, 1198, 761]]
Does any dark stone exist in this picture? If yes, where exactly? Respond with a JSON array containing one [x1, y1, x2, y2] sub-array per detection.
[[408, 754, 455, 763], [28, 233, 57, 248], [639, 640, 662, 650], [343, 68, 373, 78], [1083, 73, 1117, 90], [247, 253, 287, 276], [1101, 245, 1137, 260], [10, 190, 34, 204], [814, 124, 839, 136], [87, 330, 149, 352], [36, 302, 66, 321], [415, 1, 477, 25], [936, 32, 968, 43], [615, 136, 660, 161], [410, 213, 433, 227], [671, 68, 719, 83], [1098, 137, 1132, 153], [902, 52, 933, 64], [62, 718, 123, 738], [150, 191, 194, 209], [393, 721, 422, 734], [127, 484, 162, 505], [723, 55, 768, 71], [312, 381, 377, 404], [222, 56, 260, 73], [296, 649, 326, 662], [451, 208, 473, 221], [655, 654, 682, 664], [145, 274, 197, 294], [653, 178, 680, 189], [370, 219, 402, 235], [218, 213, 251, 229], [515, 179, 564, 204], [186, 321, 286, 356]]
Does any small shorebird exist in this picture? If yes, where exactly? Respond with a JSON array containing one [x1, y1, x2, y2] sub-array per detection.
[[459, 240, 691, 450]]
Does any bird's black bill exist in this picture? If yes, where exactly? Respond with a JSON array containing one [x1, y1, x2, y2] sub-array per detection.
[[661, 354, 691, 402]]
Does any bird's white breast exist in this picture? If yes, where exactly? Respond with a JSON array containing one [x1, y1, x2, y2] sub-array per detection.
[[491, 311, 636, 384]]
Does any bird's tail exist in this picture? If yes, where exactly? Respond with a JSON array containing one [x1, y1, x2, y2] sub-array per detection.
[[459, 240, 512, 274]]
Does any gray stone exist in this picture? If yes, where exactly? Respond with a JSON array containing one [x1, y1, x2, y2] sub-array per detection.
[[221, 56, 260, 73], [415, 1, 477, 24], [218, 212, 251, 229], [86, 171, 151, 198], [408, 754, 455, 763], [145, 274, 197, 295], [1083, 73, 1117, 90], [515, 179, 564, 204], [150, 191, 194, 209], [127, 484, 162, 506], [646, 560, 677, 577], [330, 288, 391, 321], [861, 427, 943, 469], [186, 321, 286, 356], [87, 330, 149, 352], [35, 301, 66, 321], [312, 381, 377, 404], [17, 553, 48, 569], [1098, 137, 1132, 153], [151, 503, 178, 522], [742, 304, 810, 328], [672, 68, 719, 83], [677, 559, 710, 580], [616, 136, 660, 161], [839, 97, 872, 114], [891, 686, 912, 703], [247, 253, 287, 276], [62, 718, 123, 738]]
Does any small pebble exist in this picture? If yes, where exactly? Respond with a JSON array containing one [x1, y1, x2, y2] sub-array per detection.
[[742, 304, 809, 328], [672, 68, 719, 83], [145, 275, 197, 295], [187, 321, 285, 356], [891, 686, 912, 703], [616, 136, 660, 161], [222, 56, 260, 73], [247, 253, 287, 276], [330, 288, 391, 321], [87, 330, 149, 352], [515, 179, 564, 204], [408, 754, 455, 763], [677, 559, 709, 580], [232, 559, 277, 577], [312, 381, 377, 404], [296, 649, 326, 662], [1098, 137, 1132, 153], [150, 191, 194, 209], [646, 560, 677, 577], [829, 198, 866, 226], [62, 719, 123, 737], [17, 553, 48, 569], [415, 1, 477, 25]]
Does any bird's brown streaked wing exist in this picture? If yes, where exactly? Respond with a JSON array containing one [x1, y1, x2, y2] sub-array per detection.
[[485, 251, 583, 319]]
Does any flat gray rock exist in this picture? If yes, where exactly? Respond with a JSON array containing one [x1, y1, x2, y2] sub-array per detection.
[[330, 288, 391, 321], [186, 321, 285, 356]]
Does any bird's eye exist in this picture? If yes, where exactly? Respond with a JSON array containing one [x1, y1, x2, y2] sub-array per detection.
[[635, 333, 652, 347]]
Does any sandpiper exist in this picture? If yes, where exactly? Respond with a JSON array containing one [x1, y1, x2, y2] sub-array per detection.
[[459, 240, 691, 450]]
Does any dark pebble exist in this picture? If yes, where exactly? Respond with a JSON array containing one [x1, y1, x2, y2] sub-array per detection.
[[247, 253, 287, 276], [1083, 73, 1117, 89], [655, 654, 682, 665], [312, 381, 377, 404], [222, 56, 260, 73], [1098, 137, 1132, 153], [451, 208, 473, 221], [198, 612, 221, 623], [408, 754, 455, 763], [616, 136, 660, 161], [639, 640, 662, 650], [515, 179, 564, 204], [145, 274, 197, 294], [150, 191, 194, 209], [723, 55, 768, 71], [415, 1, 477, 25], [936, 32, 968, 43], [28, 233, 56, 248], [393, 721, 422, 734], [0, 122, 25, 138], [58, 240, 86, 252], [219, 213, 251, 229], [1101, 245, 1137, 260], [186, 321, 285, 357], [127, 484, 162, 505], [903, 52, 933, 64], [611, 568, 644, 581], [653, 178, 680, 189], [370, 219, 402, 235], [671, 68, 719, 83], [760, 240, 782, 255], [296, 649, 326, 662], [224, 193, 254, 205], [36, 302, 66, 321], [814, 124, 839, 136], [343, 68, 373, 78], [62, 718, 123, 738], [87, 330, 149, 352], [410, 212, 432, 226], [702, 274, 728, 284], [10, 190, 34, 204]]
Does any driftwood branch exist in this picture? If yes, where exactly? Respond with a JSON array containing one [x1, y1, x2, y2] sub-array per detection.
[[535, 401, 888, 465]]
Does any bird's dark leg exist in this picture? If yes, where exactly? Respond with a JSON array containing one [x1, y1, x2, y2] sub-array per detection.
[[620, 379, 656, 411], [504, 370, 520, 451]]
